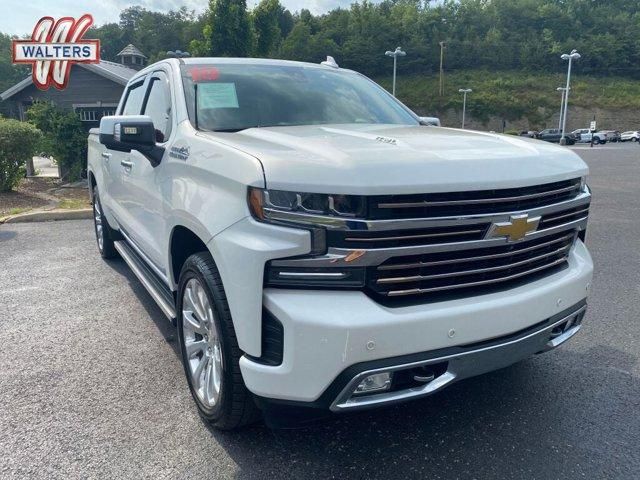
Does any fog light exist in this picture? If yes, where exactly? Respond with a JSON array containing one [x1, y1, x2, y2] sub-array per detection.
[[353, 372, 392, 395]]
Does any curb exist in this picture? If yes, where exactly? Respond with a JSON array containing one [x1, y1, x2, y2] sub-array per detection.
[[0, 208, 93, 224]]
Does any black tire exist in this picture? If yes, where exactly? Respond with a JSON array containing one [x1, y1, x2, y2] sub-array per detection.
[[92, 187, 118, 259], [176, 252, 260, 430], [633, 138, 638, 142]]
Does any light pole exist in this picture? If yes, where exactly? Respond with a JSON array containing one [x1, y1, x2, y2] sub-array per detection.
[[439, 41, 446, 96], [560, 49, 580, 145], [556, 87, 568, 130], [385, 46, 406, 96], [459, 88, 472, 129]]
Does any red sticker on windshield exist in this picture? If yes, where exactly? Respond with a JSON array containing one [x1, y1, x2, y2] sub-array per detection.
[[189, 67, 219, 82]]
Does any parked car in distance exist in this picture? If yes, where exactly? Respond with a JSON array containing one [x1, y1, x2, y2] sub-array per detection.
[[519, 130, 538, 138], [599, 130, 620, 142], [536, 128, 576, 145], [620, 131, 639, 142], [571, 128, 607, 144]]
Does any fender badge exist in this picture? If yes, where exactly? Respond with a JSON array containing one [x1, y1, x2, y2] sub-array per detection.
[[169, 146, 190, 161]]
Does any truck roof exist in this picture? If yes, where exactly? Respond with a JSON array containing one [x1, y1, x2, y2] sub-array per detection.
[[180, 57, 340, 69]]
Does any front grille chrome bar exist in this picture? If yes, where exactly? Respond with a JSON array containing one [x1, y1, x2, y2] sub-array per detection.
[[377, 244, 572, 285], [270, 216, 587, 269], [344, 228, 485, 243], [384, 257, 567, 297], [263, 190, 590, 232], [377, 184, 581, 209], [377, 232, 575, 271]]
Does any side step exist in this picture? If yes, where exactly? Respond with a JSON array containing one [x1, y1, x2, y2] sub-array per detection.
[[114, 240, 176, 320]]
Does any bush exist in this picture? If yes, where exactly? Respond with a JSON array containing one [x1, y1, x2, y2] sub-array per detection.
[[26, 101, 87, 181], [0, 118, 41, 191]]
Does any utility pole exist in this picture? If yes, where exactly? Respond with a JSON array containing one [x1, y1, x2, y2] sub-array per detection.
[[439, 41, 446, 96]]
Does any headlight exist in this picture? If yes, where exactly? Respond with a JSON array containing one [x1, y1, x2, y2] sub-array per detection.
[[248, 187, 366, 259], [248, 187, 366, 225], [580, 176, 587, 191], [248, 187, 367, 283]]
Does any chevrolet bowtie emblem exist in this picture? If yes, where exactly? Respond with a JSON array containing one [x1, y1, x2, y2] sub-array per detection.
[[486, 214, 540, 242]]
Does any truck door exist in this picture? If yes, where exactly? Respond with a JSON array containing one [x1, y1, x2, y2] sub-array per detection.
[[117, 70, 173, 278], [107, 77, 147, 234]]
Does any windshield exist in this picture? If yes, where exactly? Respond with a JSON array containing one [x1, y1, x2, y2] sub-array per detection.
[[181, 63, 418, 132]]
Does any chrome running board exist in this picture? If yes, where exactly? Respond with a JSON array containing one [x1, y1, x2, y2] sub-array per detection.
[[114, 240, 176, 320]]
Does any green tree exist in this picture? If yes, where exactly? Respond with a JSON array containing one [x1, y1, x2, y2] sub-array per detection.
[[26, 102, 87, 182], [252, 0, 282, 57], [0, 118, 41, 191], [204, 0, 254, 57]]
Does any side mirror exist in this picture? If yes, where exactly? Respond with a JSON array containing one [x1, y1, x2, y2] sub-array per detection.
[[418, 116, 441, 127], [99, 115, 165, 167]]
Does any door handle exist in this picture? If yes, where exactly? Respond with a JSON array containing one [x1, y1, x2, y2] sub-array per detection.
[[101, 152, 111, 161], [120, 159, 133, 169]]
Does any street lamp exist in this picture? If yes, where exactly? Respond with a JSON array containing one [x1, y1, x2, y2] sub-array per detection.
[[385, 46, 406, 96], [559, 49, 580, 145], [459, 88, 472, 129], [556, 87, 569, 130]]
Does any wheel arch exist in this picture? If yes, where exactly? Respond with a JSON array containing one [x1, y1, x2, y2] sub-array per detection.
[[88, 169, 96, 198], [168, 220, 213, 289]]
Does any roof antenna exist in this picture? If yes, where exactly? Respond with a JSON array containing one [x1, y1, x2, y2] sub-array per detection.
[[321, 56, 339, 68]]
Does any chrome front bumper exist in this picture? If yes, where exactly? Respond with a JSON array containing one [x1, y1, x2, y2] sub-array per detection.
[[330, 302, 586, 412]]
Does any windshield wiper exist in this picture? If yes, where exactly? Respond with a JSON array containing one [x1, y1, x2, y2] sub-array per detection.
[[212, 126, 260, 133]]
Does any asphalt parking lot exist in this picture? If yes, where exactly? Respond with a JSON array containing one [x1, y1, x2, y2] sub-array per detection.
[[1, 143, 639, 479]]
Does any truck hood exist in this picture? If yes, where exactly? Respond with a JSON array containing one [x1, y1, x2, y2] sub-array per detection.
[[201, 124, 588, 194]]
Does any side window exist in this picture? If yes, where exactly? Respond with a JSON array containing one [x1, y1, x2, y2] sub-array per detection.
[[143, 72, 172, 143], [121, 81, 146, 116]]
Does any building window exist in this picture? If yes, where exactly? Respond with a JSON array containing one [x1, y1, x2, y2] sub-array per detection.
[[78, 109, 97, 122]]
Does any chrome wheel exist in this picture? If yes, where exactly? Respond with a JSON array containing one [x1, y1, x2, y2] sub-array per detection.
[[182, 278, 223, 407], [93, 195, 104, 251]]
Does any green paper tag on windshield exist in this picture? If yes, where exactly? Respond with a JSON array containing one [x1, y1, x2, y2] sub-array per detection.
[[198, 83, 239, 109]]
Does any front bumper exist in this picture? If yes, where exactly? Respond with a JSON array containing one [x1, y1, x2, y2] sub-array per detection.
[[240, 241, 592, 406], [330, 300, 585, 411]]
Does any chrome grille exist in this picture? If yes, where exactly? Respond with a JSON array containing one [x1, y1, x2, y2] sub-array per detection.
[[369, 231, 575, 298], [267, 178, 590, 305]]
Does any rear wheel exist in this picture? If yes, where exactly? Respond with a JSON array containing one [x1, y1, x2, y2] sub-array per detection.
[[92, 187, 118, 259], [176, 252, 260, 430]]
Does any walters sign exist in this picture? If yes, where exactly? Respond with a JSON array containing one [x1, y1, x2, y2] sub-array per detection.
[[12, 14, 100, 90]]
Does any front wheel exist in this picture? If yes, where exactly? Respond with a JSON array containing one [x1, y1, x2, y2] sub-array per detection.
[[176, 252, 260, 430]]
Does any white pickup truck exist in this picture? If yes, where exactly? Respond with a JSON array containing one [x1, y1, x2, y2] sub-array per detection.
[[88, 57, 593, 430]]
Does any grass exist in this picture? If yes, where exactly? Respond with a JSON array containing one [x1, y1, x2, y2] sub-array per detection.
[[8, 207, 30, 215], [375, 70, 640, 125], [58, 198, 91, 210]]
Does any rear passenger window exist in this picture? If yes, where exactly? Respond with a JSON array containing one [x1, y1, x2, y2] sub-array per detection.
[[143, 73, 172, 143], [121, 81, 145, 116]]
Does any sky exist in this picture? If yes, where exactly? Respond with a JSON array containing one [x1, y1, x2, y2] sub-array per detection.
[[0, 0, 352, 36]]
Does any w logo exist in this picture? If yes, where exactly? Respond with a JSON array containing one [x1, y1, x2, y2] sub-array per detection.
[[12, 15, 100, 90]]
